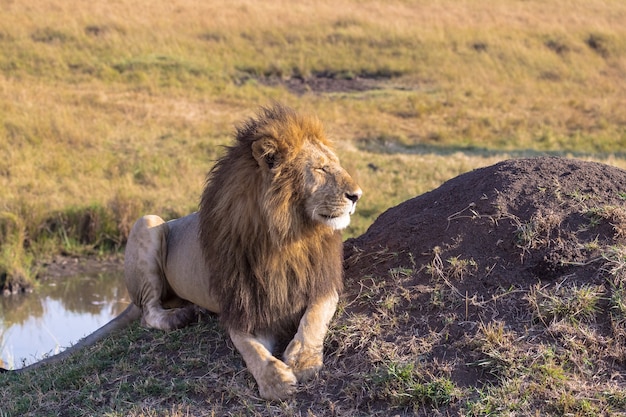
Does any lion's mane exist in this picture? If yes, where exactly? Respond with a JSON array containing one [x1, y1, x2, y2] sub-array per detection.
[[198, 105, 344, 341]]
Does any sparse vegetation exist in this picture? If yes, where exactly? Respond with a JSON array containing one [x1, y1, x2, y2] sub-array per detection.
[[1, 0, 626, 415]]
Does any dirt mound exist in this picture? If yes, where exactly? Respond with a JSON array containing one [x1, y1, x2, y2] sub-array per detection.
[[334, 157, 626, 414], [348, 157, 626, 289]]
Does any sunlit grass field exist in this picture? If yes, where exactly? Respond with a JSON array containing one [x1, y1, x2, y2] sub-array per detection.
[[1, 0, 625, 288]]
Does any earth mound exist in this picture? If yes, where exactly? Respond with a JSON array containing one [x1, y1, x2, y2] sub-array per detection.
[[332, 157, 626, 414]]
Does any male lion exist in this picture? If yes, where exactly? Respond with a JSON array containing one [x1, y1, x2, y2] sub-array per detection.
[[127, 104, 361, 399], [2, 104, 361, 401]]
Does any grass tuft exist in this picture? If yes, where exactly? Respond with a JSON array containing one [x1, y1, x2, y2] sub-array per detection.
[[373, 362, 458, 409], [0, 212, 33, 292], [527, 283, 603, 325]]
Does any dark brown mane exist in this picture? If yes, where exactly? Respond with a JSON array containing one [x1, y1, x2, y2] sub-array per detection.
[[198, 104, 343, 339]]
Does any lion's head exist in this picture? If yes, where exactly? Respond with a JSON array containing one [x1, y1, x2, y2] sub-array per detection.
[[246, 108, 361, 238], [199, 104, 361, 337]]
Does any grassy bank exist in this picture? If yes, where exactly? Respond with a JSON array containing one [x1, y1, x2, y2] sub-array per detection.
[[1, 0, 626, 288]]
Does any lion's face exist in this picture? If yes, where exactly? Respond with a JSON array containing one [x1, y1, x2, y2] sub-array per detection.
[[299, 141, 362, 230]]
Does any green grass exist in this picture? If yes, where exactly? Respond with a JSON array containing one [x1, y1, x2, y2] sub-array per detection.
[[372, 361, 458, 409]]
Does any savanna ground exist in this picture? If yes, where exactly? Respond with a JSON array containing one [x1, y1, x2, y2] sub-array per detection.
[[1, 0, 626, 415]]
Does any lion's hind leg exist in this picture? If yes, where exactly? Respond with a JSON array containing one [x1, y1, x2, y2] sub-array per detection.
[[125, 215, 196, 331]]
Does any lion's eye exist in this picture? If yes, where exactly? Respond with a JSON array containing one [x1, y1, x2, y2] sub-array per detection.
[[316, 166, 329, 174]]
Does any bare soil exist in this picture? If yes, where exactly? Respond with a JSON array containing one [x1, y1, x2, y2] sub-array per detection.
[[37, 254, 124, 280], [347, 156, 626, 292], [258, 73, 386, 95]]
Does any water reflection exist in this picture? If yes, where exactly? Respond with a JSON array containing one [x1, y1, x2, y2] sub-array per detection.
[[0, 271, 129, 369]]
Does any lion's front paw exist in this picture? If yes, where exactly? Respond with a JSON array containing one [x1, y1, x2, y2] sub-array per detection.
[[257, 358, 298, 401], [283, 339, 323, 382]]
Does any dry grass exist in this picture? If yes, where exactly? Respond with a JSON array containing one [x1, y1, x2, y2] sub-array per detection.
[[1, 0, 626, 413]]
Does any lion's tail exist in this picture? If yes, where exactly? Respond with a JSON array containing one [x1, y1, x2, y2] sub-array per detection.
[[0, 303, 141, 373]]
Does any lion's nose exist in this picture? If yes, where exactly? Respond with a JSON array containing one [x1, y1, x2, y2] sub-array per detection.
[[346, 189, 362, 204]]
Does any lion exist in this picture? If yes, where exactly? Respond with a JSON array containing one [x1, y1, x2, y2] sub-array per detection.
[[2, 104, 362, 400]]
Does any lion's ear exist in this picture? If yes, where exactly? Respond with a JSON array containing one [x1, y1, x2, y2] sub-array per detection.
[[252, 139, 279, 170]]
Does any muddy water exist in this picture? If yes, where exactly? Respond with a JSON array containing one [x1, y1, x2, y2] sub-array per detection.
[[0, 272, 129, 369]]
